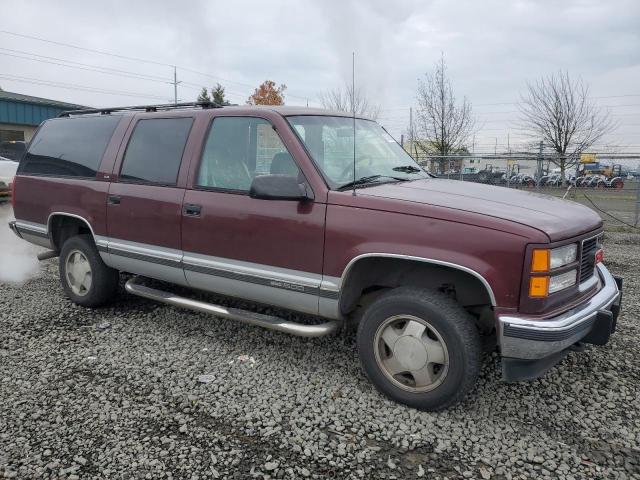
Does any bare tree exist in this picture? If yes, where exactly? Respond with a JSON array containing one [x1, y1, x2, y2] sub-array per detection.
[[519, 71, 615, 183], [415, 55, 475, 173], [319, 84, 380, 120]]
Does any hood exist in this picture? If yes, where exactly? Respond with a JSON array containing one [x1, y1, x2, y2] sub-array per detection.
[[353, 178, 602, 241]]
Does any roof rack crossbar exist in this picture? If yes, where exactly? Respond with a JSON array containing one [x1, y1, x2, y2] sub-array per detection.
[[58, 101, 223, 117]]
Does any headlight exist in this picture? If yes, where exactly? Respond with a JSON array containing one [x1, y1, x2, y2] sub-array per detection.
[[550, 244, 577, 269], [529, 243, 579, 297], [531, 244, 578, 272], [548, 269, 577, 293]]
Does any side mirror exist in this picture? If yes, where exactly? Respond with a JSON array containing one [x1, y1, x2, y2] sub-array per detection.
[[249, 175, 314, 201]]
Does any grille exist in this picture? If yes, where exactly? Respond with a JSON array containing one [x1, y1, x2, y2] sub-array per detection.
[[579, 236, 598, 283]]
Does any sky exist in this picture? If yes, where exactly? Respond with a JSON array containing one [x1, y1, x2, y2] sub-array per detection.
[[1, 0, 639, 153]]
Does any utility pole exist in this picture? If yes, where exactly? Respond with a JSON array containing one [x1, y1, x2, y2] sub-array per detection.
[[635, 177, 639, 227], [536, 140, 543, 190], [409, 107, 413, 159], [172, 66, 181, 105], [506, 133, 511, 188], [410, 107, 419, 164]]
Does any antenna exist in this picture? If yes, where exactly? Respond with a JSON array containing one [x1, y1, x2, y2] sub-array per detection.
[[352, 51, 356, 197]]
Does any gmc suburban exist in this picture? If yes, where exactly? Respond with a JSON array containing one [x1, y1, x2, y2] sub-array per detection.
[[8, 102, 622, 410]]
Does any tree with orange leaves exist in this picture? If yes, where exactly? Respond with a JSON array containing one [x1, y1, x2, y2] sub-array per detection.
[[247, 80, 286, 105]]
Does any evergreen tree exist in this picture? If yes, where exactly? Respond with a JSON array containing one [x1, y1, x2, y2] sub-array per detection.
[[212, 83, 229, 105], [197, 87, 211, 103]]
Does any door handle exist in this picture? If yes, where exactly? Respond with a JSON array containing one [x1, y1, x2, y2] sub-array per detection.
[[183, 203, 202, 217], [107, 195, 121, 205]]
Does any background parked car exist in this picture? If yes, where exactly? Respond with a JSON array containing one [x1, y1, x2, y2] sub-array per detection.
[[0, 141, 27, 162], [0, 156, 19, 203], [606, 177, 624, 189]]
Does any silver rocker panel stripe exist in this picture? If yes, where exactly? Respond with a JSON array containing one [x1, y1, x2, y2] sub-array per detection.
[[105, 240, 338, 300], [14, 220, 49, 238]]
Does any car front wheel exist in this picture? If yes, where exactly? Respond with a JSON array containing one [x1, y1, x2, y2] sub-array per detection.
[[357, 287, 482, 411]]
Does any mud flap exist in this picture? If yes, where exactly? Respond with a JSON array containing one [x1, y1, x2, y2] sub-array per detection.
[[502, 350, 569, 383]]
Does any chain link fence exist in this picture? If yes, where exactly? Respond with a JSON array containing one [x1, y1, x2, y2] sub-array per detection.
[[407, 152, 640, 228]]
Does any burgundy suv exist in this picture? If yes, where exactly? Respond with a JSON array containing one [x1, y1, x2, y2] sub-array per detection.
[[9, 103, 622, 410]]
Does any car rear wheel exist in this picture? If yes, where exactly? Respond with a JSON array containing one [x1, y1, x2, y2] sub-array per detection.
[[59, 234, 119, 307], [357, 287, 481, 411]]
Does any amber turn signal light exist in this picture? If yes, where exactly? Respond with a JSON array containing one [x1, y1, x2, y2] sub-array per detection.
[[531, 249, 550, 272], [529, 276, 549, 297]]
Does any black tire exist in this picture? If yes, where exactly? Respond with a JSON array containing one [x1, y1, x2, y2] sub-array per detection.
[[357, 287, 481, 411], [59, 234, 119, 307]]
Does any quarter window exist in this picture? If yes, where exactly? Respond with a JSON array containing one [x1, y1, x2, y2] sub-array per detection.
[[197, 117, 299, 191], [120, 118, 193, 185], [19, 116, 120, 178]]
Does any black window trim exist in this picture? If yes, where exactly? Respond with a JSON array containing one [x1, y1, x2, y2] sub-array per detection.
[[191, 114, 311, 195], [15, 172, 98, 181], [116, 115, 195, 187]]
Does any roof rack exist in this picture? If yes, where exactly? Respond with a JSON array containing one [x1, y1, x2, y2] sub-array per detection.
[[58, 101, 224, 117]]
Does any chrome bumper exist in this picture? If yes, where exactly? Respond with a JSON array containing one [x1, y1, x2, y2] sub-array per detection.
[[499, 263, 621, 360]]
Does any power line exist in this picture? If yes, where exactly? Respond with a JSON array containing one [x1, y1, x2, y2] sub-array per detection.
[[0, 30, 172, 67], [380, 94, 640, 112], [0, 29, 312, 103], [0, 49, 173, 84], [0, 74, 168, 101]]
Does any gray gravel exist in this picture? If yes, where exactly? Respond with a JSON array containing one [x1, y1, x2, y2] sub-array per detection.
[[0, 228, 639, 479]]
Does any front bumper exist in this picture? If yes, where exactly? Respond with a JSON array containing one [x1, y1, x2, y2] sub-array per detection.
[[499, 263, 622, 381]]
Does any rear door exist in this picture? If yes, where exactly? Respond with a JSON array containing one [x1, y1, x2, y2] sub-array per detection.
[[105, 114, 196, 285]]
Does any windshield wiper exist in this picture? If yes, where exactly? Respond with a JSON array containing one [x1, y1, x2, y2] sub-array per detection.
[[392, 165, 423, 173], [337, 175, 408, 191]]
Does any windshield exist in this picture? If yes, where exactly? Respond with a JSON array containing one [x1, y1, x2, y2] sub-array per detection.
[[286, 116, 428, 189]]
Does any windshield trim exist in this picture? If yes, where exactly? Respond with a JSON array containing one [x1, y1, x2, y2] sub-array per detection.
[[285, 115, 427, 191]]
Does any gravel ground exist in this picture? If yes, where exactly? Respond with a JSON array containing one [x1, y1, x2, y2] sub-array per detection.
[[0, 228, 638, 479]]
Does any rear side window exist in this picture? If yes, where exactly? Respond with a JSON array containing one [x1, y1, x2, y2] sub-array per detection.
[[120, 118, 193, 185], [19, 116, 120, 177]]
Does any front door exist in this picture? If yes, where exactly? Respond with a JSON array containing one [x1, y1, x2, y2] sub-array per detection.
[[105, 115, 195, 286], [181, 115, 326, 315]]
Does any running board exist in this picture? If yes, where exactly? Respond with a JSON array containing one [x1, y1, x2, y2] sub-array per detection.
[[124, 277, 341, 338]]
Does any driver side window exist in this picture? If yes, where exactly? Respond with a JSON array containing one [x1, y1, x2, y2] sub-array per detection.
[[197, 116, 299, 192]]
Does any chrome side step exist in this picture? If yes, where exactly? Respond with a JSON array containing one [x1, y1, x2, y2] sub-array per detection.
[[124, 277, 341, 338]]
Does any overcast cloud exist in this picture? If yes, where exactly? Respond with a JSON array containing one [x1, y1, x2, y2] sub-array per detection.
[[1, 0, 638, 151]]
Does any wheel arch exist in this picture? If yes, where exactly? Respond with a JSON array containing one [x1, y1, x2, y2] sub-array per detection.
[[47, 212, 97, 251], [338, 254, 496, 315]]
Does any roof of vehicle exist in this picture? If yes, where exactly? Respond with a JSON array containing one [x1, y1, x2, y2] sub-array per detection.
[[58, 102, 374, 121], [250, 105, 367, 118]]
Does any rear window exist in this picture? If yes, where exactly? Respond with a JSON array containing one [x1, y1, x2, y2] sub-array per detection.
[[119, 118, 193, 185], [19, 116, 121, 178]]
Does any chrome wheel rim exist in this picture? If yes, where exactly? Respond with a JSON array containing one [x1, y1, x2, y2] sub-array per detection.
[[374, 314, 449, 393], [65, 249, 92, 296]]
